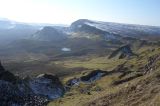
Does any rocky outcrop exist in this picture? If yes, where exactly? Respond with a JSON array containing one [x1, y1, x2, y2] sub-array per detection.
[[66, 70, 107, 87], [28, 74, 64, 100], [0, 62, 64, 106], [108, 45, 136, 59], [66, 77, 80, 87], [0, 80, 49, 106], [80, 70, 107, 83]]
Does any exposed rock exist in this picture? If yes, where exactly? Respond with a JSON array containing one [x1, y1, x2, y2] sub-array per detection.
[[0, 80, 23, 106], [0, 71, 17, 83], [108, 45, 136, 59], [0, 63, 64, 106], [66, 77, 80, 86], [80, 70, 107, 83], [0, 80, 49, 106], [29, 74, 65, 100], [66, 70, 107, 88]]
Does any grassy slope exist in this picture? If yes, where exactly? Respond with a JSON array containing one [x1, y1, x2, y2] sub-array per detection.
[[48, 46, 160, 106]]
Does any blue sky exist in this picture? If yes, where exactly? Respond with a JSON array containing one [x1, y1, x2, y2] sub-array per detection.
[[0, 0, 159, 26]]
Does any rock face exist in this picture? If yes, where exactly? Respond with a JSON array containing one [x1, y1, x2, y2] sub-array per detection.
[[80, 70, 107, 83], [0, 80, 49, 106], [29, 74, 64, 100], [108, 45, 135, 59], [66, 70, 107, 87], [66, 78, 80, 86], [0, 62, 64, 106]]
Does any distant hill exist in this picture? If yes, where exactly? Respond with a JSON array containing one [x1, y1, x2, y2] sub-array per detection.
[[70, 19, 121, 41], [0, 19, 67, 45], [32, 26, 67, 41], [0, 19, 39, 45], [69, 19, 160, 40]]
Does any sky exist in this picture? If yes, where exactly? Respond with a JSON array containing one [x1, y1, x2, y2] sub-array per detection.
[[0, 0, 159, 26]]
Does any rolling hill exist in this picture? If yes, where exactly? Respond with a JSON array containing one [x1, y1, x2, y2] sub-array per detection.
[[0, 19, 160, 106]]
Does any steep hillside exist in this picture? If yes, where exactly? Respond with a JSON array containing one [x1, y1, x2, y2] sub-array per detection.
[[70, 19, 122, 41], [70, 19, 160, 40], [48, 46, 160, 106]]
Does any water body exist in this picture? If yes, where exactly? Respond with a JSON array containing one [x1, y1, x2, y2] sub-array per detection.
[[61, 47, 71, 52]]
